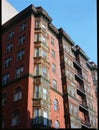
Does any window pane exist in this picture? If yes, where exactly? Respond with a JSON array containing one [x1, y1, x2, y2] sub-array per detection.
[[54, 99, 59, 111], [55, 120, 60, 128], [43, 88, 47, 100], [36, 86, 39, 97], [52, 49, 55, 58], [43, 111, 48, 125], [53, 80, 57, 89], [43, 67, 47, 77], [14, 87, 22, 101]]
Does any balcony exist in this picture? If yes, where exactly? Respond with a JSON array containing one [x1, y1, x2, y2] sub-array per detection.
[[32, 116, 52, 128], [33, 98, 50, 110], [34, 56, 50, 66], [79, 100, 88, 112], [77, 85, 85, 95], [75, 71, 83, 82], [81, 119, 91, 128], [73, 60, 81, 69]]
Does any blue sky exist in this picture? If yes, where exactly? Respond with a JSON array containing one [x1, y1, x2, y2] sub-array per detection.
[[8, 0, 97, 64]]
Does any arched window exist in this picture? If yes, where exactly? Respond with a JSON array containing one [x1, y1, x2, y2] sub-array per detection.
[[13, 87, 22, 101], [2, 93, 7, 106], [55, 120, 60, 128], [54, 99, 59, 111], [11, 110, 21, 126]]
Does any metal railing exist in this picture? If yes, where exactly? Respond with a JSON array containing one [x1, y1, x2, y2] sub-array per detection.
[[81, 119, 91, 127], [77, 85, 85, 93], [32, 116, 52, 128], [79, 100, 88, 109]]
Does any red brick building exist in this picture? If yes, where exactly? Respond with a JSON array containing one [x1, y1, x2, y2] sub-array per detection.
[[2, 4, 98, 129]]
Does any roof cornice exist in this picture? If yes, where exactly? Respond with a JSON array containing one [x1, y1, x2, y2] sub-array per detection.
[[58, 28, 75, 46]]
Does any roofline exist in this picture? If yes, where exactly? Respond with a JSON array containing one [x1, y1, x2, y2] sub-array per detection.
[[87, 61, 97, 70], [58, 28, 75, 46], [2, 4, 52, 32]]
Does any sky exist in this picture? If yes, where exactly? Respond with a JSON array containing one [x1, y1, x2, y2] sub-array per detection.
[[8, 0, 97, 64]]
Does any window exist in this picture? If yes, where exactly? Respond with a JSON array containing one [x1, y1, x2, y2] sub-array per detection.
[[43, 88, 47, 100], [71, 89, 75, 97], [18, 35, 26, 45], [17, 50, 25, 61], [71, 123, 76, 128], [2, 73, 10, 85], [54, 99, 59, 111], [43, 111, 48, 125], [74, 107, 78, 116], [41, 23, 46, 32], [34, 33, 40, 42], [55, 120, 60, 128], [51, 49, 55, 58], [34, 109, 39, 117], [16, 66, 23, 79], [52, 63, 56, 73], [8, 32, 14, 40], [19, 23, 26, 32], [70, 104, 73, 110], [35, 48, 39, 57], [35, 65, 39, 75], [52, 80, 57, 89], [41, 35, 47, 44], [34, 108, 39, 123], [69, 104, 73, 114], [7, 43, 13, 53], [2, 93, 7, 106], [11, 110, 21, 126], [51, 37, 54, 45], [42, 67, 47, 78], [13, 87, 22, 101], [4, 57, 12, 67], [42, 50, 47, 59], [35, 86, 39, 97], [35, 20, 40, 28]]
